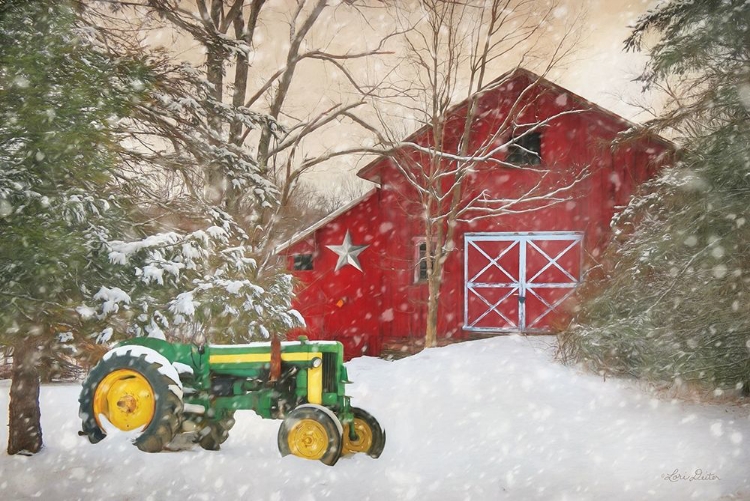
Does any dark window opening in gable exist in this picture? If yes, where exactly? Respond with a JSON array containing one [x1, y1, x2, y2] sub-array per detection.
[[507, 132, 541, 165], [293, 254, 314, 271]]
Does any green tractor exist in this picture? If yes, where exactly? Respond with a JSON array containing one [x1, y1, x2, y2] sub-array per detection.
[[78, 336, 385, 466]]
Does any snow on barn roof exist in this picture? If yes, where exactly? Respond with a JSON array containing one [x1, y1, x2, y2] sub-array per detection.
[[274, 187, 378, 254]]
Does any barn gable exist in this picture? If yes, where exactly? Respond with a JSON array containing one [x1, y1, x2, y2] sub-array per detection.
[[279, 68, 673, 359]]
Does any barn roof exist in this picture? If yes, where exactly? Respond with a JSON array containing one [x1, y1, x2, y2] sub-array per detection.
[[276, 66, 674, 256], [274, 187, 378, 254], [356, 66, 674, 183]]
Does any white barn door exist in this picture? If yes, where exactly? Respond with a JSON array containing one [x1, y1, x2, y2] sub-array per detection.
[[464, 232, 583, 332]]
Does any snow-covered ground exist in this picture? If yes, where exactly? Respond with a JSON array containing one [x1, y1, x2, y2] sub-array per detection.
[[1, 335, 749, 500]]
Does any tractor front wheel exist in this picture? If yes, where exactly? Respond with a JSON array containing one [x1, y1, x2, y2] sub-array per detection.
[[277, 404, 343, 466], [342, 407, 386, 458], [79, 346, 183, 453]]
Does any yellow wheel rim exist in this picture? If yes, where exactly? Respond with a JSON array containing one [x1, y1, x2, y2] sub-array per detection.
[[342, 418, 374, 455], [287, 419, 329, 460], [92, 369, 155, 431]]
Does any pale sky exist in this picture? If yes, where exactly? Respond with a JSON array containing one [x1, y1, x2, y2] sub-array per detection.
[[550, 0, 660, 119]]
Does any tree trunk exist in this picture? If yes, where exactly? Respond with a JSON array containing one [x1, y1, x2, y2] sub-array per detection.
[[7, 341, 43, 455], [424, 272, 441, 348], [204, 40, 227, 208]]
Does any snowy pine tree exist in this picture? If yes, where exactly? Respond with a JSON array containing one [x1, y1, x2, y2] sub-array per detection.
[[561, 0, 750, 395], [70, 1, 309, 345], [0, 0, 157, 453], [90, 207, 304, 345]]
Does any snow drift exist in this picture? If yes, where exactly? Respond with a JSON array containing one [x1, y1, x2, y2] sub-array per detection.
[[1, 335, 748, 500]]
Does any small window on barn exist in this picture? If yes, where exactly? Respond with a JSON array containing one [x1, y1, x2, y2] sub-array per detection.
[[418, 243, 428, 281], [293, 254, 314, 271], [507, 132, 541, 165], [415, 241, 435, 283]]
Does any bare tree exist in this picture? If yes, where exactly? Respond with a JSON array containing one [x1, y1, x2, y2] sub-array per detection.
[[82, 0, 399, 262], [374, 0, 586, 348]]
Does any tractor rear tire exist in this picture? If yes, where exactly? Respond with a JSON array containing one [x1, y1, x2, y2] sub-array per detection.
[[197, 412, 236, 451], [79, 347, 183, 453], [342, 407, 386, 458], [278, 404, 343, 466]]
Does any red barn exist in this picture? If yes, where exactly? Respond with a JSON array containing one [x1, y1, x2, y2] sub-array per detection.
[[277, 68, 672, 359]]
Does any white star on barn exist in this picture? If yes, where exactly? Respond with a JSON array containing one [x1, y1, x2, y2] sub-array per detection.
[[326, 230, 369, 272]]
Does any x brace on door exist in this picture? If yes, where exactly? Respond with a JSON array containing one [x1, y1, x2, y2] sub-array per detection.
[[464, 232, 583, 332]]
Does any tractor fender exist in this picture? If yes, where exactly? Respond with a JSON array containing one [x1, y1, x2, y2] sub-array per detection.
[[102, 344, 183, 399], [114, 337, 178, 363], [293, 403, 344, 438]]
